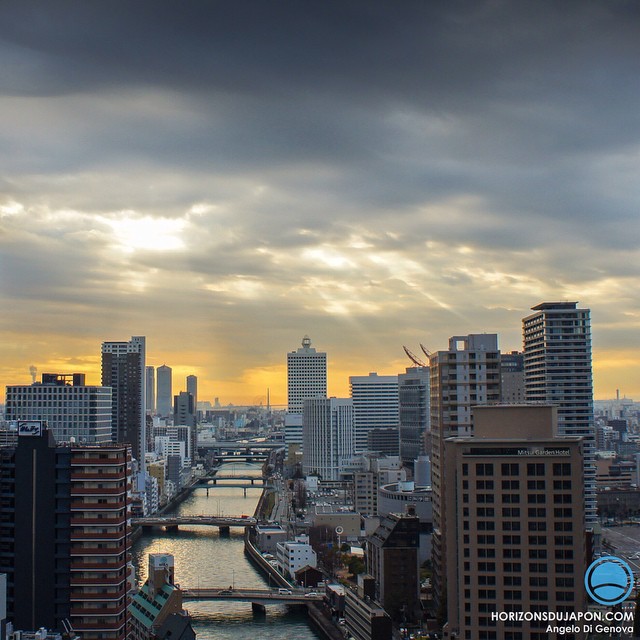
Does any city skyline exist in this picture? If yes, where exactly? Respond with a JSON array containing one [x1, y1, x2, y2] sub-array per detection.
[[1, 2, 639, 404]]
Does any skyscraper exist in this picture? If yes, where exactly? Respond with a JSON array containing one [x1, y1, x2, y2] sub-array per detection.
[[523, 301, 596, 524], [398, 366, 430, 469], [500, 350, 525, 403], [287, 336, 327, 414], [173, 391, 197, 461], [429, 334, 501, 607], [0, 426, 132, 640], [302, 397, 353, 481], [146, 366, 155, 414], [349, 372, 399, 454], [156, 365, 173, 418], [186, 374, 197, 416], [101, 336, 146, 467], [5, 372, 112, 444]]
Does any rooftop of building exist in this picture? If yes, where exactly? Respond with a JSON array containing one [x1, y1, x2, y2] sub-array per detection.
[[531, 301, 578, 310], [129, 583, 179, 629]]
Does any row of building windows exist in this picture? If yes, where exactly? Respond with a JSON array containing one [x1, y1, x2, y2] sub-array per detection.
[[464, 463, 573, 476]]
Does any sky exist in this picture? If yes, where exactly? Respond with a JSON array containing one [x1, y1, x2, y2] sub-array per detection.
[[0, 0, 639, 406]]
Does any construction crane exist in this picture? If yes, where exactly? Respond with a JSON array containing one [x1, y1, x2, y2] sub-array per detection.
[[403, 346, 428, 367], [420, 343, 432, 359]]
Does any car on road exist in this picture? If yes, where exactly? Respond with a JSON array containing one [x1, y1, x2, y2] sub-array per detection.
[[278, 588, 293, 594], [304, 592, 320, 597], [219, 590, 233, 595]]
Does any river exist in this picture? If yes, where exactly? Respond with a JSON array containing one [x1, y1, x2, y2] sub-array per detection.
[[132, 461, 321, 640]]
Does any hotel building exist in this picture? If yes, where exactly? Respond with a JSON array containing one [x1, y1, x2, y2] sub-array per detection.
[[443, 405, 587, 640]]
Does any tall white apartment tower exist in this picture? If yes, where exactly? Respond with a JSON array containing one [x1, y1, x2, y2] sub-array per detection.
[[349, 372, 399, 454], [287, 336, 327, 414], [302, 397, 353, 481], [101, 335, 146, 471], [429, 334, 501, 608], [523, 301, 596, 524]]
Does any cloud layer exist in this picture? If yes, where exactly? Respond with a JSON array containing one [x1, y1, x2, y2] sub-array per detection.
[[1, 0, 639, 402]]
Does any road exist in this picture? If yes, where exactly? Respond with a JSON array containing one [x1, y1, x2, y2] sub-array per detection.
[[601, 525, 640, 574]]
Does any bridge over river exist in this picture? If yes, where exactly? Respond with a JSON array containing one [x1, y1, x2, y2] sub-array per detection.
[[182, 587, 323, 604], [132, 515, 257, 534], [195, 474, 266, 485]]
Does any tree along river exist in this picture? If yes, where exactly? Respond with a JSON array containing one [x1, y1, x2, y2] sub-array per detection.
[[132, 461, 321, 640]]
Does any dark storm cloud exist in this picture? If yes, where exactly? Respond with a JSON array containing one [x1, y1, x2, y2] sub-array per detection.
[[1, 0, 639, 243]]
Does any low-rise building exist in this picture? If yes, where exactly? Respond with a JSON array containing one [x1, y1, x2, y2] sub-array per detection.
[[276, 535, 317, 579], [129, 555, 191, 640], [255, 524, 287, 554]]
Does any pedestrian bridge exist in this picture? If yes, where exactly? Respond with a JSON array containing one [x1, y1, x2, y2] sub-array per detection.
[[181, 587, 323, 604]]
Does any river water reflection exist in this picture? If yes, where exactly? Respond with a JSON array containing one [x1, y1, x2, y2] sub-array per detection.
[[132, 461, 321, 640]]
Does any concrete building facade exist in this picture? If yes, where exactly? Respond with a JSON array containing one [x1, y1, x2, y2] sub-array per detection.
[[429, 334, 501, 608], [5, 373, 111, 444]]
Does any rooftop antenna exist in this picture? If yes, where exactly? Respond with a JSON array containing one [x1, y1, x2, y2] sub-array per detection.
[[29, 365, 37, 383]]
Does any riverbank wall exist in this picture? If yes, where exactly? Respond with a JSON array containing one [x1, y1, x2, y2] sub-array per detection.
[[245, 486, 344, 640]]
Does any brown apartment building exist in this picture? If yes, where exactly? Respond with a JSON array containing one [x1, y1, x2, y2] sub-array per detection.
[[0, 425, 132, 640]]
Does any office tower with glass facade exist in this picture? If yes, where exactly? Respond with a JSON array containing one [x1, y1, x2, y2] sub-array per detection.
[[156, 365, 173, 418]]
